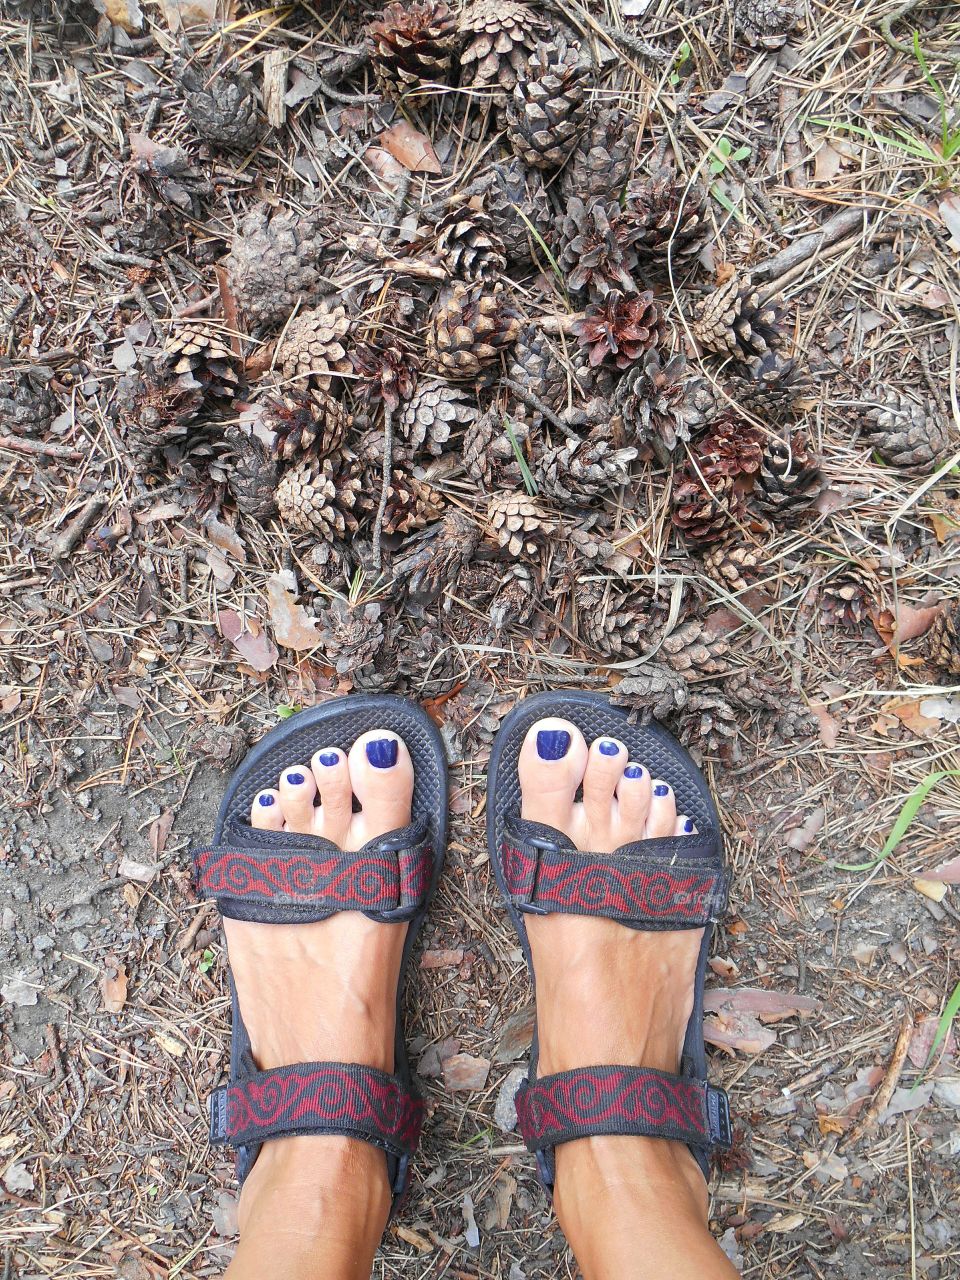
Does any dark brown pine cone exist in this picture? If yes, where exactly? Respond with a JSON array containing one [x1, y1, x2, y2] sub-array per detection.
[[225, 204, 331, 331], [115, 361, 205, 465], [697, 413, 766, 477], [487, 491, 554, 557], [558, 197, 640, 298], [397, 625, 468, 698], [398, 381, 478, 455], [723, 668, 817, 740], [861, 387, 953, 472], [0, 368, 57, 436], [702, 540, 765, 593], [627, 168, 710, 264], [676, 688, 740, 762], [505, 38, 592, 170], [728, 352, 816, 419], [483, 159, 553, 264], [459, 0, 547, 95], [352, 342, 419, 413], [462, 406, 521, 490], [534, 437, 637, 502], [610, 665, 689, 723], [162, 322, 238, 399], [316, 598, 386, 678], [275, 455, 361, 538], [224, 427, 278, 517], [439, 680, 504, 762], [671, 464, 747, 545], [574, 578, 648, 658], [572, 290, 665, 369], [394, 509, 481, 598], [178, 60, 263, 151], [507, 326, 591, 415], [275, 302, 352, 393], [613, 350, 712, 464], [563, 107, 639, 201], [735, 0, 801, 49], [358, 468, 444, 535], [434, 203, 506, 282], [925, 603, 960, 676], [693, 273, 782, 360], [366, 0, 457, 99], [752, 430, 823, 519], [427, 282, 522, 381], [820, 566, 876, 631], [254, 387, 351, 461]]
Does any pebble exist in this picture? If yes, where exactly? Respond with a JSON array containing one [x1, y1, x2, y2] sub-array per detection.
[[442, 1053, 491, 1093], [493, 1066, 527, 1132]]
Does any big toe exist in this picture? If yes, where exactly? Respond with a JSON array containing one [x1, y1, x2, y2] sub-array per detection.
[[347, 729, 415, 848], [518, 717, 588, 830]]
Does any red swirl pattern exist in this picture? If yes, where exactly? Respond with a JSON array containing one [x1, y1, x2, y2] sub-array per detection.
[[225, 1064, 424, 1154], [516, 1067, 707, 1149]]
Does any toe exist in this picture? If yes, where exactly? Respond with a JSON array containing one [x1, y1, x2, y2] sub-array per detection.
[[582, 736, 627, 830], [347, 729, 415, 846], [645, 780, 678, 838], [518, 717, 589, 831], [278, 764, 317, 833], [251, 788, 283, 830], [615, 762, 652, 840], [674, 815, 697, 836], [311, 747, 353, 841]]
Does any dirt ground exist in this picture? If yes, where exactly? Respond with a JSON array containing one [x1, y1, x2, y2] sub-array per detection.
[[2, 0, 960, 1277]]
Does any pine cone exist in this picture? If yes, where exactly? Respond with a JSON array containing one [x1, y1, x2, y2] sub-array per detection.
[[627, 169, 710, 264], [697, 414, 765, 478], [226, 204, 330, 331], [427, 282, 521, 381], [676, 688, 740, 762], [366, 0, 457, 99], [275, 455, 361, 538], [693, 273, 781, 360], [925, 603, 960, 676], [573, 289, 665, 369], [490, 563, 538, 629], [115, 361, 205, 465], [483, 159, 552, 264], [162, 322, 238, 398], [179, 61, 263, 151], [359, 468, 443, 534], [558, 197, 640, 298], [507, 326, 589, 413], [397, 625, 467, 697], [0, 368, 56, 436], [728, 352, 815, 419], [487, 491, 554, 556], [534, 437, 637, 502], [723, 668, 816, 739], [398, 381, 477, 455], [255, 387, 351, 461], [613, 350, 710, 464], [439, 680, 504, 761], [459, 0, 547, 95], [735, 0, 800, 49], [275, 302, 352, 393], [394, 508, 481, 598], [611, 665, 689, 723], [462, 406, 520, 489], [505, 38, 592, 170], [352, 342, 419, 412], [435, 203, 506, 281], [702, 541, 764, 593], [672, 465, 747, 545], [660, 620, 731, 677], [752, 430, 822, 518], [563, 107, 638, 201], [575, 579, 647, 658], [316, 598, 386, 677], [224, 427, 278, 516], [820, 566, 875, 632], [861, 388, 952, 472]]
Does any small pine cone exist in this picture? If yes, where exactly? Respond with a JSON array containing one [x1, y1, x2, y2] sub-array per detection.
[[352, 426, 413, 471], [672, 466, 747, 545], [627, 169, 710, 264], [257, 388, 351, 461], [226, 204, 330, 331], [558, 198, 640, 299], [394, 508, 481, 598], [560, 522, 632, 575], [439, 680, 504, 762], [427, 282, 521, 382], [179, 61, 263, 151], [275, 302, 352, 393], [676, 688, 740, 762], [723, 668, 817, 739], [0, 368, 56, 436], [925, 604, 960, 676], [162, 322, 238, 398], [487, 490, 554, 557], [459, 0, 547, 95], [462, 407, 519, 489], [613, 350, 707, 464], [308, 539, 352, 588], [398, 381, 477, 455], [693, 273, 782, 360], [505, 38, 592, 170], [728, 353, 815, 420], [275, 455, 361, 538], [397, 626, 466, 697], [572, 290, 665, 370], [861, 388, 952, 472], [563, 107, 639, 201], [483, 159, 553, 264], [507, 326, 590, 414], [611, 665, 689, 724], [752, 430, 822, 518], [352, 342, 419, 412], [660, 619, 731, 677], [735, 0, 801, 49], [316, 598, 385, 678], [534, 437, 637, 502], [359, 467, 443, 534], [702, 541, 764, 593], [490, 563, 538, 630], [697, 414, 766, 478], [366, 0, 457, 99], [575, 579, 647, 658], [435, 203, 506, 281], [820, 566, 875, 632], [224, 427, 278, 517], [115, 361, 205, 464]]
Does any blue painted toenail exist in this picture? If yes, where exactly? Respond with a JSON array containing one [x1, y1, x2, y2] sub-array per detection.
[[598, 739, 619, 756], [654, 783, 669, 797], [317, 752, 339, 767], [286, 772, 305, 786], [366, 738, 398, 769], [623, 764, 644, 779], [537, 729, 571, 760], [684, 818, 695, 833], [258, 794, 275, 807]]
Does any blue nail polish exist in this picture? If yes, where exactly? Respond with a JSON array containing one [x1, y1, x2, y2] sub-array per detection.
[[598, 739, 619, 756], [286, 772, 305, 786], [623, 764, 644, 779], [366, 738, 398, 769], [654, 783, 669, 797], [317, 752, 339, 767], [684, 818, 695, 833], [536, 729, 571, 760], [258, 793, 275, 807]]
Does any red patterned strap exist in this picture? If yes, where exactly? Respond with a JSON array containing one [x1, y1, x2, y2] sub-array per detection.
[[210, 1061, 425, 1157], [501, 823, 727, 928], [516, 1066, 732, 1153]]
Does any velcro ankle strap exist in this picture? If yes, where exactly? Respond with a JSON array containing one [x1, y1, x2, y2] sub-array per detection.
[[210, 1062, 424, 1158], [516, 1066, 732, 1153]]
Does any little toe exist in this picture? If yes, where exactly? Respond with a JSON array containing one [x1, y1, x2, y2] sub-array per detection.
[[517, 717, 588, 832], [251, 789, 283, 830], [310, 747, 353, 840], [674, 815, 697, 836], [582, 736, 627, 829], [615, 762, 652, 840], [347, 730, 415, 847], [278, 764, 318, 833], [645, 780, 678, 838]]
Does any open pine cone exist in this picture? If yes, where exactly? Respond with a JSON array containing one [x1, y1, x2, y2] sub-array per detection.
[[394, 508, 481, 598], [925, 603, 960, 676], [427, 282, 521, 381], [558, 197, 640, 298], [572, 290, 665, 369], [254, 387, 351, 461], [226, 204, 330, 330], [275, 455, 361, 538], [672, 463, 747, 545], [574, 578, 647, 658], [316, 598, 386, 677], [162, 321, 238, 398], [627, 169, 710, 264], [752, 430, 822, 518], [614, 350, 712, 463], [115, 361, 206, 465], [487, 491, 554, 557], [435, 203, 506, 281], [735, 0, 801, 49], [483, 159, 552, 264], [276, 301, 352, 394], [861, 387, 952, 471], [399, 381, 477, 455], [534, 437, 637, 502], [505, 38, 591, 170], [459, 0, 547, 95], [224, 427, 278, 517], [693, 273, 782, 360], [366, 0, 457, 99], [0, 368, 57, 436], [352, 341, 419, 412], [820, 566, 876, 632], [728, 352, 815, 419], [563, 107, 639, 201]]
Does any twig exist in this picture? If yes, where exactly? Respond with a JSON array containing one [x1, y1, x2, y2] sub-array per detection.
[[0, 435, 84, 460], [52, 496, 106, 559], [502, 377, 580, 442], [877, 1, 924, 56], [842, 1010, 913, 1148], [779, 85, 805, 189], [372, 404, 394, 571], [751, 206, 870, 285]]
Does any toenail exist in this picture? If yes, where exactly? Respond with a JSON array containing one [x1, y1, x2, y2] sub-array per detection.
[[286, 772, 305, 786], [598, 739, 620, 756], [537, 729, 571, 760], [317, 752, 339, 767], [366, 738, 398, 769], [684, 818, 695, 833], [623, 764, 644, 779], [258, 793, 275, 807], [654, 783, 670, 797]]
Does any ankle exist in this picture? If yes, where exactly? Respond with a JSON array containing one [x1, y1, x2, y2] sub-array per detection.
[[554, 1134, 707, 1224]]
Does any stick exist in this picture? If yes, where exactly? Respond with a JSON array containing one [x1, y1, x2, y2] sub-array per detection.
[[750, 207, 869, 283], [52, 497, 106, 559], [502, 377, 580, 442], [842, 1011, 913, 1148], [372, 404, 394, 571], [0, 435, 84, 460]]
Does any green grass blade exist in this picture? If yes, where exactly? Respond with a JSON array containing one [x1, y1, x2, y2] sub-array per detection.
[[833, 769, 960, 871], [504, 419, 538, 496], [511, 203, 568, 304], [924, 979, 960, 1071]]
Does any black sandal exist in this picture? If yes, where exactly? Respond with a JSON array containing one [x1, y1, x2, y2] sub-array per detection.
[[192, 694, 447, 1214], [487, 690, 732, 1193]]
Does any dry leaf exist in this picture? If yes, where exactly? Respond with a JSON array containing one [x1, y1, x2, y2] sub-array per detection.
[[913, 877, 948, 903], [101, 961, 128, 1013], [881, 696, 942, 739], [939, 194, 960, 251], [704, 1010, 777, 1055], [265, 576, 322, 651], [785, 805, 825, 851], [102, 0, 143, 32], [217, 609, 278, 672], [813, 141, 843, 183], [158, 0, 235, 30], [205, 517, 246, 562], [810, 703, 839, 748], [925, 854, 960, 884], [377, 122, 442, 175], [908, 1015, 956, 1068], [149, 809, 174, 858], [705, 987, 820, 1021], [0, 688, 21, 714]]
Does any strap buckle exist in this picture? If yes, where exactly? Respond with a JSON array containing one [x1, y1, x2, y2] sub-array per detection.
[[705, 1085, 732, 1149]]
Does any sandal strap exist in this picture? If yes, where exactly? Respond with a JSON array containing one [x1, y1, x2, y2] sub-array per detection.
[[210, 1062, 424, 1158], [501, 820, 727, 928], [516, 1066, 732, 1153]]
